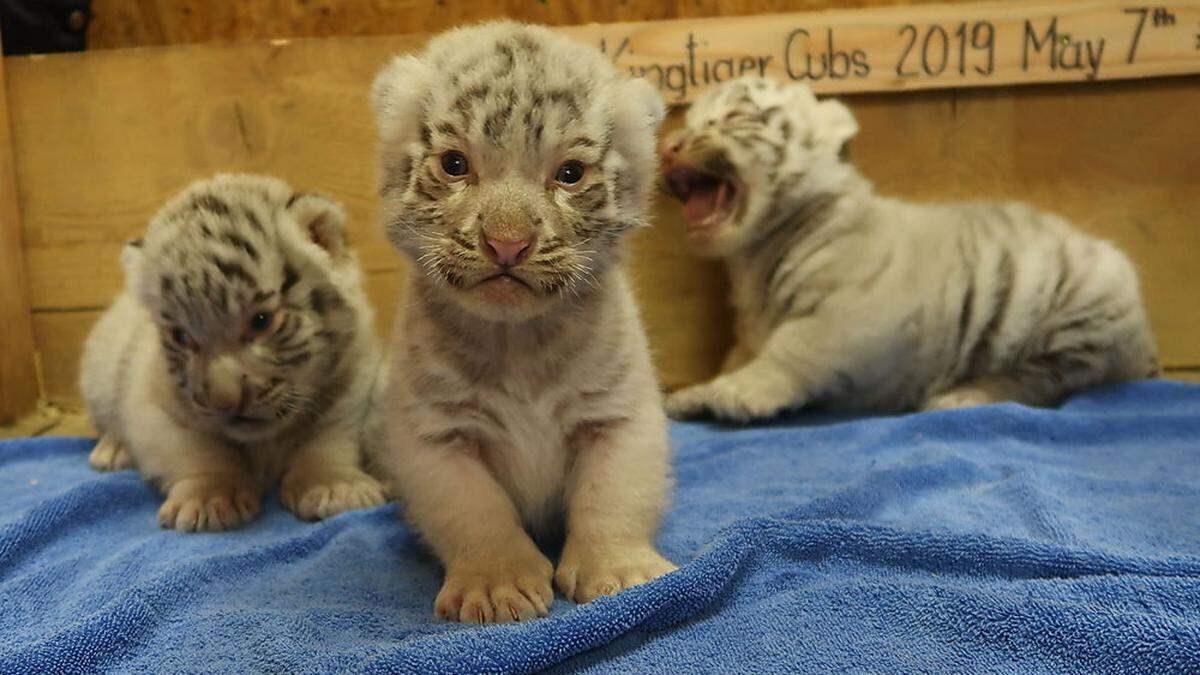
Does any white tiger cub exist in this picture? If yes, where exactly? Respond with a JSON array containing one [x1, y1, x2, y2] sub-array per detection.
[[661, 77, 1158, 421], [80, 173, 388, 531], [372, 22, 676, 622]]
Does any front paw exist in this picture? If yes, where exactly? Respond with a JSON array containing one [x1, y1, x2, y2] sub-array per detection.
[[664, 383, 716, 420], [280, 466, 387, 521], [665, 377, 781, 423], [158, 476, 261, 532], [436, 552, 554, 623], [555, 541, 677, 604], [89, 434, 134, 472]]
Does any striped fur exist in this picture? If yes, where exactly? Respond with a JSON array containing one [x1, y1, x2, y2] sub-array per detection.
[[79, 174, 387, 531], [662, 77, 1159, 421], [372, 22, 675, 623]]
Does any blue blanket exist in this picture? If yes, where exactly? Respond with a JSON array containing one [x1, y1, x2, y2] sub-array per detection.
[[1, 380, 1198, 674]]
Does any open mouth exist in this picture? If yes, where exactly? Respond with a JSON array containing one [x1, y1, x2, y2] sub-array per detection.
[[663, 166, 739, 231]]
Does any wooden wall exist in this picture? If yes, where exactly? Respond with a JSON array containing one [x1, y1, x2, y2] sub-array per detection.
[[1, 1, 1196, 413], [86, 0, 946, 50], [0, 36, 39, 424]]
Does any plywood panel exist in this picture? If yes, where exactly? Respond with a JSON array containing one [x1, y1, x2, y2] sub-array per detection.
[[7, 33, 1198, 406], [0, 44, 40, 424], [87, 0, 947, 50]]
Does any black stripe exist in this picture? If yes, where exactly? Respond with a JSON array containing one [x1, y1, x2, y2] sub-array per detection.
[[214, 258, 253, 285], [309, 286, 344, 315], [222, 232, 259, 262], [483, 108, 508, 142], [966, 251, 1015, 372], [956, 282, 975, 356], [193, 194, 231, 218], [431, 400, 506, 431], [281, 264, 300, 294], [858, 250, 894, 289], [419, 428, 477, 446], [243, 206, 263, 232], [274, 351, 311, 367]]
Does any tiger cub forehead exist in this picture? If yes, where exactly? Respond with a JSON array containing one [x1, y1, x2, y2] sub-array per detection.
[[134, 174, 339, 341], [411, 24, 618, 163]]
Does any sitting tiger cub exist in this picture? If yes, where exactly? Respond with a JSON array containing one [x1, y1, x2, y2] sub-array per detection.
[[372, 22, 676, 622], [662, 77, 1158, 421], [79, 174, 388, 531]]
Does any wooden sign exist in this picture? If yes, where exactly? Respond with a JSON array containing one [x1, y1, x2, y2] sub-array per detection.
[[562, 0, 1200, 103]]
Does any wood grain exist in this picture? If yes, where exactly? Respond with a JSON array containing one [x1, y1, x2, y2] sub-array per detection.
[[5, 32, 1198, 405], [86, 0, 949, 50], [85, 1, 1200, 102], [574, 0, 1200, 102], [0, 42, 40, 424]]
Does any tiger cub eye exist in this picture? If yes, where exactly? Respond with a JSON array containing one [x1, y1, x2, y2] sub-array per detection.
[[441, 151, 470, 177], [555, 160, 585, 185]]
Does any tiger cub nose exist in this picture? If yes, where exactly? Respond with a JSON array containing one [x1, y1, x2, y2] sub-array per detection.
[[212, 384, 252, 417], [483, 235, 533, 267], [659, 130, 685, 161]]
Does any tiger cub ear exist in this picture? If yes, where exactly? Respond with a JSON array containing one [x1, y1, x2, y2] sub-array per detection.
[[616, 76, 667, 133], [371, 54, 435, 145], [120, 237, 145, 289], [286, 192, 348, 260], [811, 98, 859, 155]]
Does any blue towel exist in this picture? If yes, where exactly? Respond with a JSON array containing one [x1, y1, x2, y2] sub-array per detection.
[[1, 380, 1198, 673]]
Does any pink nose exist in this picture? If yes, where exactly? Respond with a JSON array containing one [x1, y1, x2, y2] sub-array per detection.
[[484, 236, 533, 267], [659, 131, 684, 160], [213, 385, 251, 417]]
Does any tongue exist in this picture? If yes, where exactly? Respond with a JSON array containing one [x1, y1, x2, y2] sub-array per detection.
[[682, 185, 718, 223]]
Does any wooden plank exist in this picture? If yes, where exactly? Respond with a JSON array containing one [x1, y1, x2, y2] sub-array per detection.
[[571, 0, 1200, 102], [86, 1, 1200, 100], [0, 40, 40, 425], [1165, 368, 1200, 383], [7, 36, 418, 255], [85, 0, 951, 50]]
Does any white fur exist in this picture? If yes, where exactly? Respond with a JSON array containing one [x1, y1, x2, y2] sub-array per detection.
[[80, 174, 387, 530], [662, 78, 1158, 421], [373, 22, 675, 622]]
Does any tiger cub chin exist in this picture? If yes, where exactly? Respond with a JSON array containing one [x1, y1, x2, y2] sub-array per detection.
[[661, 77, 1158, 422], [79, 173, 387, 531], [372, 22, 676, 623]]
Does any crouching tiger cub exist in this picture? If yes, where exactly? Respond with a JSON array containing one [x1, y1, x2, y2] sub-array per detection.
[[80, 174, 388, 531], [661, 77, 1158, 422]]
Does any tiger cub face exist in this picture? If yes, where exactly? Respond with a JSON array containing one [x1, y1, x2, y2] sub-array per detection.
[[660, 77, 858, 256], [371, 21, 665, 322], [129, 174, 367, 442]]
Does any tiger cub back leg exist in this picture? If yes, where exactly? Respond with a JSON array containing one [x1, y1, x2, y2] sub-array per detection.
[[924, 326, 1155, 411], [921, 370, 1071, 411]]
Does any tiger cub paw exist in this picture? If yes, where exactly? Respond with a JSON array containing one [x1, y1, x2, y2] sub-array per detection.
[[89, 434, 134, 472], [158, 475, 262, 532], [280, 466, 387, 521]]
